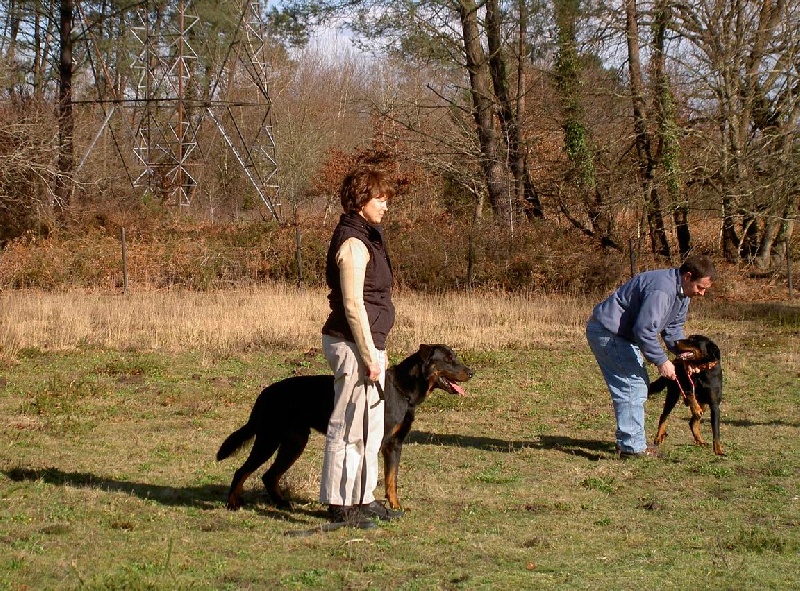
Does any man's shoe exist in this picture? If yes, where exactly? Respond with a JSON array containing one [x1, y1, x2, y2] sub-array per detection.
[[360, 501, 404, 521], [327, 505, 378, 529], [619, 445, 661, 459]]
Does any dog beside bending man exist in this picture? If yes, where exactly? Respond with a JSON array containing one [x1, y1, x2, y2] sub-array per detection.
[[649, 334, 724, 455]]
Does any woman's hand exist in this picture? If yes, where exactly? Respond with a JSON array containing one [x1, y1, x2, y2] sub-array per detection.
[[367, 362, 381, 382]]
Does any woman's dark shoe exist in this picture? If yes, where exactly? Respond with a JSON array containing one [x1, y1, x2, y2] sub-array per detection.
[[360, 501, 404, 521], [327, 505, 377, 529]]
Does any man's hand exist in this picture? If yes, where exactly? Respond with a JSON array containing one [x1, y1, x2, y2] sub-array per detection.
[[657, 360, 677, 381]]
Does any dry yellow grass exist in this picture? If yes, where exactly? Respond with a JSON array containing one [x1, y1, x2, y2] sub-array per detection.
[[0, 286, 591, 358]]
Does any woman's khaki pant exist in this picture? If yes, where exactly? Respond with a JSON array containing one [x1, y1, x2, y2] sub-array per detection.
[[320, 335, 386, 506]]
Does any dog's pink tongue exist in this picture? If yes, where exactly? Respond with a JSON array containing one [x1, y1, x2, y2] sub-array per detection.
[[451, 382, 466, 396]]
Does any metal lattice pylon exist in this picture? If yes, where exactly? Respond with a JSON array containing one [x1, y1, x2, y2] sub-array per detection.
[[130, 2, 200, 207], [76, 0, 281, 220]]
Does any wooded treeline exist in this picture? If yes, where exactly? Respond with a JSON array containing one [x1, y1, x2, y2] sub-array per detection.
[[0, 0, 797, 274]]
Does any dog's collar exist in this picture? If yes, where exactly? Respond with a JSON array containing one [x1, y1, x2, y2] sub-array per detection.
[[694, 360, 718, 371], [386, 372, 414, 403], [374, 372, 408, 402], [674, 359, 717, 402]]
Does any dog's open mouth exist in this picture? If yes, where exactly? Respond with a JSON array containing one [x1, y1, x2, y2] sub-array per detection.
[[675, 343, 703, 361], [437, 375, 466, 396]]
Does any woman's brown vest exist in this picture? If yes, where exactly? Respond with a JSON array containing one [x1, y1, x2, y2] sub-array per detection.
[[322, 213, 395, 350]]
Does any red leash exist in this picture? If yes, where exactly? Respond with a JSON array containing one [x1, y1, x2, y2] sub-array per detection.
[[674, 360, 717, 408]]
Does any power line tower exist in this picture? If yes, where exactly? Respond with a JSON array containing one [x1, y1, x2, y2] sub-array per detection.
[[76, 0, 281, 221]]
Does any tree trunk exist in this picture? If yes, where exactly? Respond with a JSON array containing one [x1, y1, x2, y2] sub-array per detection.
[[553, 0, 616, 248], [485, 0, 543, 219], [4, 0, 22, 97], [516, 0, 541, 219], [755, 216, 783, 269], [755, 115, 799, 269], [458, 0, 510, 222], [33, 1, 43, 101], [56, 0, 74, 211], [653, 0, 690, 258], [721, 194, 740, 262], [625, 0, 670, 258]]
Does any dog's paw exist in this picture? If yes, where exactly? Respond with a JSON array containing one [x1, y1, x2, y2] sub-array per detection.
[[688, 402, 704, 417]]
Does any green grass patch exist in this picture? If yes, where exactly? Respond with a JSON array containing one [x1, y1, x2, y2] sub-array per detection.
[[1, 303, 798, 589]]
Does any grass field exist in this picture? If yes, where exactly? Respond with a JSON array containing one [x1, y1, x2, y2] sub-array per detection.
[[1, 288, 798, 589]]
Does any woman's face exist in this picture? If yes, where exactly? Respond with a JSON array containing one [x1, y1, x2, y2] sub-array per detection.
[[359, 196, 389, 225]]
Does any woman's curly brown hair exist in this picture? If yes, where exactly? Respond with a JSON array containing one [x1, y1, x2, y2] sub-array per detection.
[[339, 165, 395, 213]]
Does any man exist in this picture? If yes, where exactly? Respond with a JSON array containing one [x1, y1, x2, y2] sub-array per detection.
[[586, 255, 716, 458]]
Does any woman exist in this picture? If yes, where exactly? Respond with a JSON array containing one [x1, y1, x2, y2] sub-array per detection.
[[320, 164, 403, 527]]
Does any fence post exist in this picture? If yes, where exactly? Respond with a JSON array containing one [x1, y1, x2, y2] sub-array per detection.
[[121, 227, 128, 295], [295, 226, 303, 287], [787, 232, 794, 299], [629, 237, 636, 278], [467, 234, 475, 289]]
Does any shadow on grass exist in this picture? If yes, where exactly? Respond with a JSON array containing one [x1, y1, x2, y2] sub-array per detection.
[[725, 418, 800, 428], [407, 431, 616, 461], [1, 466, 323, 524]]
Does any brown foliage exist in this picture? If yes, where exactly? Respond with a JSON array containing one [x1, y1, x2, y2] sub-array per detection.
[[0, 100, 60, 244], [2, 193, 793, 301]]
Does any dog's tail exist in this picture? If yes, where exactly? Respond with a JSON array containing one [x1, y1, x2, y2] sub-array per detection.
[[216, 423, 256, 461], [647, 377, 669, 399]]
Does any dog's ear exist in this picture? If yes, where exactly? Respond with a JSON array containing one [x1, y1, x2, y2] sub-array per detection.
[[418, 344, 433, 361], [706, 340, 721, 361]]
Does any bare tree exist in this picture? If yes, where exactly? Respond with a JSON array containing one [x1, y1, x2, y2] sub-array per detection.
[[672, 0, 800, 265], [553, 0, 619, 249], [273, 0, 552, 222], [485, 0, 542, 218], [55, 0, 73, 210], [652, 0, 690, 258], [624, 0, 670, 258], [458, 0, 510, 221]]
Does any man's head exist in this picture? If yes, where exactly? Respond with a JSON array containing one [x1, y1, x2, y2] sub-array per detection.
[[679, 255, 716, 297]]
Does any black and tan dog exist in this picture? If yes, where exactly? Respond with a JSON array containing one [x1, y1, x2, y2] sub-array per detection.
[[217, 344, 473, 510], [648, 334, 724, 455]]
